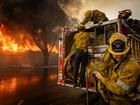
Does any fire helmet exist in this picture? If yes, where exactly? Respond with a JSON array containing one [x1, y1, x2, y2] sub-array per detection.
[[84, 10, 93, 20], [108, 33, 130, 55]]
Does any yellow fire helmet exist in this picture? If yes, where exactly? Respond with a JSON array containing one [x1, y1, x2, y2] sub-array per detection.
[[84, 10, 93, 20], [108, 33, 130, 55]]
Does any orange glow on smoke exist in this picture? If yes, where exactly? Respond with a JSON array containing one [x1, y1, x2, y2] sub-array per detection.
[[0, 24, 58, 54]]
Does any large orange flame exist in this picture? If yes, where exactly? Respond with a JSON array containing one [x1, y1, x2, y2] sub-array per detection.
[[0, 24, 58, 54]]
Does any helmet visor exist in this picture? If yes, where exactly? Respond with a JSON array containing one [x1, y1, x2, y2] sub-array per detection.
[[112, 40, 125, 52]]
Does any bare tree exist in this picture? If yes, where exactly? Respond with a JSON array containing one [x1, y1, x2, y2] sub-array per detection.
[[33, 26, 57, 66]]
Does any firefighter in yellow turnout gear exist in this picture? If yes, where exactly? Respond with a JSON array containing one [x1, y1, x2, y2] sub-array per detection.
[[73, 25, 92, 87], [93, 33, 140, 105], [81, 10, 108, 25]]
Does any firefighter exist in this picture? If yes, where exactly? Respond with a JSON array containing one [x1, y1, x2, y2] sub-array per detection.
[[92, 33, 140, 105], [73, 25, 92, 87], [80, 10, 108, 25]]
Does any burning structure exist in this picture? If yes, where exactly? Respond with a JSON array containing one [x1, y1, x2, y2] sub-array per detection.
[[0, 0, 71, 66], [0, 24, 58, 67]]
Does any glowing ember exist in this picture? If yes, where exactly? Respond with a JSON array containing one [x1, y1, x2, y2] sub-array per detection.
[[0, 24, 58, 54]]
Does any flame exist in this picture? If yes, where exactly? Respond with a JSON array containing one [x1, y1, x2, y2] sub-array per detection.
[[0, 24, 58, 54], [47, 44, 58, 54]]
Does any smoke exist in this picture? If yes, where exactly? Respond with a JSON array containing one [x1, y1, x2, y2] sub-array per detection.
[[59, 0, 83, 20], [59, 0, 140, 22], [0, 0, 69, 40], [0, 0, 140, 36]]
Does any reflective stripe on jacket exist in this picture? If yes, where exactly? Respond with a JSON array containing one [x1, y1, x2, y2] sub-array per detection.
[[96, 54, 140, 105]]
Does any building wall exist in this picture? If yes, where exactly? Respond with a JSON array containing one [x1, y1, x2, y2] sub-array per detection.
[[0, 52, 58, 68]]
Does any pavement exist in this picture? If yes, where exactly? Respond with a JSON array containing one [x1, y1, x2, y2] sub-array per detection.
[[0, 67, 97, 105]]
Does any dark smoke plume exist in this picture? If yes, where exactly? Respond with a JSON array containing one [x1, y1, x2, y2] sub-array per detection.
[[0, 0, 70, 40]]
